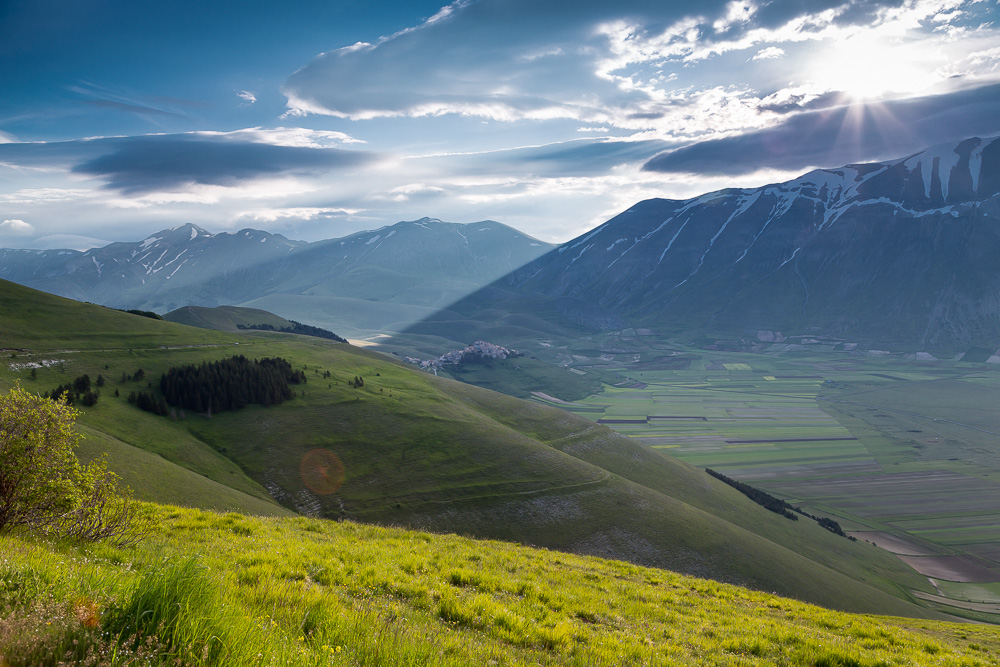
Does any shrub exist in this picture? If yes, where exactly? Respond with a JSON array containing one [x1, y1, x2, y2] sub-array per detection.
[[0, 384, 148, 545]]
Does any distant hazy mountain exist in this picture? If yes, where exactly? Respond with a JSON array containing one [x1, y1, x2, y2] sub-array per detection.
[[422, 136, 1000, 350], [0, 218, 552, 336]]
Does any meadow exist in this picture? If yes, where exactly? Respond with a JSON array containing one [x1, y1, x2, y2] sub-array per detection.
[[3, 505, 1000, 666]]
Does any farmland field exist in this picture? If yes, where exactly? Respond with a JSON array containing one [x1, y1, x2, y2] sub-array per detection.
[[533, 338, 1000, 620]]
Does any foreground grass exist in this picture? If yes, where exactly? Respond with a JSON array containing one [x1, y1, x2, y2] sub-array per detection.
[[1, 506, 998, 666]]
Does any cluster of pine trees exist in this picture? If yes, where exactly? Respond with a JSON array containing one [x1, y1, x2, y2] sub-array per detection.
[[46, 374, 103, 407], [128, 390, 167, 415], [155, 355, 307, 415]]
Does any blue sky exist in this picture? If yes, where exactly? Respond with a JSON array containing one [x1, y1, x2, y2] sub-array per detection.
[[2, 0, 1000, 249]]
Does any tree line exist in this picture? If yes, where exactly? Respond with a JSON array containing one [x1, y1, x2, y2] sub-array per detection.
[[706, 468, 852, 538], [706, 468, 799, 520], [236, 320, 347, 343]]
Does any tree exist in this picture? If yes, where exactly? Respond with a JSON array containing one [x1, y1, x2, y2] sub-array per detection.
[[0, 384, 148, 544]]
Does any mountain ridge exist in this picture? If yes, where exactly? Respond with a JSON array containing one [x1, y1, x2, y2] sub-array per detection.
[[0, 218, 553, 336], [412, 135, 1000, 350]]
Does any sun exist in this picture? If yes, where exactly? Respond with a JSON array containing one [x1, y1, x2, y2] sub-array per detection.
[[808, 33, 936, 101]]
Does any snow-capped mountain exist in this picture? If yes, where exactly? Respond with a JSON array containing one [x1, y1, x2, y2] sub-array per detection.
[[0, 218, 553, 320], [453, 136, 1000, 348], [0, 225, 305, 312]]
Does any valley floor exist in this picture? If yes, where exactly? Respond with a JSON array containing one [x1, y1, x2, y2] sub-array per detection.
[[534, 340, 1000, 622]]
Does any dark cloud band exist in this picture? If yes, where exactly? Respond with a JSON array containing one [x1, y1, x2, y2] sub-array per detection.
[[69, 135, 373, 193]]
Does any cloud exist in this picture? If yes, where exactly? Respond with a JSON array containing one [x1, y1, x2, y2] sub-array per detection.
[[69, 134, 375, 194], [31, 234, 111, 251], [234, 207, 362, 223], [237, 90, 257, 105], [282, 0, 1000, 141], [82, 100, 184, 118], [0, 219, 34, 235], [196, 127, 366, 148], [378, 184, 447, 202], [643, 82, 1000, 175], [751, 46, 785, 60], [409, 138, 672, 179]]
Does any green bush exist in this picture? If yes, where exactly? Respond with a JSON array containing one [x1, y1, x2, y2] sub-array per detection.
[[0, 384, 148, 545]]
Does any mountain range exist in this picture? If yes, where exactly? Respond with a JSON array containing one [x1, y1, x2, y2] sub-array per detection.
[[414, 136, 1000, 350], [3, 136, 999, 350], [0, 218, 552, 338]]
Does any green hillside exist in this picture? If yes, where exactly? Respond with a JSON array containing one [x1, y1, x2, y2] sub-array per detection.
[[163, 304, 294, 332], [2, 508, 999, 666], [0, 279, 952, 618]]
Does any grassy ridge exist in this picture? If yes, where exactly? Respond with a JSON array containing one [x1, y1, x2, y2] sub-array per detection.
[[163, 305, 294, 332], [2, 506, 998, 666], [0, 280, 951, 616], [0, 278, 232, 349]]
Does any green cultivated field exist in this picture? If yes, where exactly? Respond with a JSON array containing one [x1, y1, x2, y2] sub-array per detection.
[[547, 339, 1000, 620]]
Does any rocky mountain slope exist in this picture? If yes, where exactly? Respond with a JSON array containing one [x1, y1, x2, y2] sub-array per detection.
[[425, 136, 1000, 350]]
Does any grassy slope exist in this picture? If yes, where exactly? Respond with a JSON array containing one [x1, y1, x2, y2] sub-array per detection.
[[2, 507, 998, 667], [0, 280, 943, 616], [444, 383, 933, 604], [75, 425, 293, 517], [163, 305, 293, 332], [0, 278, 233, 349]]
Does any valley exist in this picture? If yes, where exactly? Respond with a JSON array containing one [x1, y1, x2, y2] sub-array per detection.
[[523, 335, 1000, 620], [0, 281, 952, 620], [3, 134, 1000, 663], [6, 1, 1000, 662]]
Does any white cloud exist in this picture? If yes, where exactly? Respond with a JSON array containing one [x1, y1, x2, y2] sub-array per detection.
[[234, 207, 362, 223], [194, 126, 366, 147], [714, 1, 757, 33], [31, 234, 111, 251], [282, 0, 1000, 146], [237, 90, 257, 104], [1, 219, 34, 235], [751, 46, 785, 60], [0, 188, 95, 204], [376, 183, 447, 202]]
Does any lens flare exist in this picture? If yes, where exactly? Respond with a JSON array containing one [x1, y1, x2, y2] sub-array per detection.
[[300, 449, 345, 495]]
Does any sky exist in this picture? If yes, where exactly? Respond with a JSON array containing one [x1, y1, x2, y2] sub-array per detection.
[[2, 0, 1000, 250]]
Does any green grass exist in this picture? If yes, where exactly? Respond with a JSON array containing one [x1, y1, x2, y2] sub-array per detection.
[[0, 279, 951, 619], [3, 506, 1000, 666], [74, 425, 294, 517], [163, 305, 294, 332], [0, 278, 233, 350]]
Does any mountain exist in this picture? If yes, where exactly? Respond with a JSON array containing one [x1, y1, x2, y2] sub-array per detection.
[[0, 224, 304, 312], [0, 278, 938, 617], [0, 218, 553, 337], [410, 136, 1000, 350]]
